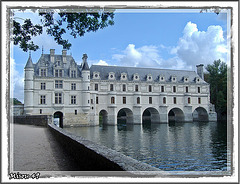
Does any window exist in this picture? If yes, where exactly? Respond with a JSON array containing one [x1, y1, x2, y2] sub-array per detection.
[[40, 95, 46, 104], [55, 69, 63, 77], [110, 84, 114, 91], [96, 96, 98, 104], [135, 85, 139, 92], [173, 97, 177, 104], [137, 97, 140, 104], [95, 84, 98, 91], [40, 109, 42, 114], [88, 86, 90, 91], [71, 70, 76, 78], [149, 97, 152, 104], [186, 86, 189, 93], [111, 97, 115, 104], [91, 99, 93, 104], [41, 83, 46, 90], [40, 69, 46, 77], [198, 87, 201, 93], [188, 97, 191, 104], [71, 83, 76, 90], [149, 85, 152, 92], [55, 93, 62, 104], [123, 97, 126, 104], [55, 80, 63, 88], [198, 97, 201, 104], [123, 84, 126, 92], [161, 86, 164, 92], [173, 86, 176, 93], [163, 97, 166, 104], [71, 96, 76, 104], [75, 110, 77, 115]]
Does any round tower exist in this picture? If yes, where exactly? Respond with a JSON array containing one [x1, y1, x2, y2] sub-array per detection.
[[81, 54, 90, 113], [24, 53, 34, 115]]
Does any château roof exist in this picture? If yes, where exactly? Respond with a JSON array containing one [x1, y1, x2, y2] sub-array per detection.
[[25, 55, 34, 69], [90, 65, 207, 83]]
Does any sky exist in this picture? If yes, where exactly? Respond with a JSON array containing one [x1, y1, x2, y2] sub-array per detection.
[[11, 8, 230, 103]]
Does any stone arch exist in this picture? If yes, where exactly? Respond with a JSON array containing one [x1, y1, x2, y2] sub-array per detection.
[[193, 107, 209, 121], [142, 107, 160, 124], [117, 108, 133, 124], [168, 108, 184, 122], [53, 111, 63, 128], [99, 109, 108, 125]]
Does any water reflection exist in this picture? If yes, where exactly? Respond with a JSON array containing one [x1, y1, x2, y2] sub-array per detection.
[[64, 121, 228, 171]]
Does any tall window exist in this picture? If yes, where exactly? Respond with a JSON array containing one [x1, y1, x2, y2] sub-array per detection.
[[55, 93, 62, 104], [149, 97, 152, 104], [188, 97, 191, 104], [95, 84, 98, 91], [173, 97, 177, 104], [137, 97, 140, 104], [91, 99, 93, 104], [96, 96, 99, 104], [198, 97, 201, 104], [173, 86, 176, 93], [161, 86, 164, 92], [149, 85, 152, 92], [41, 83, 46, 90], [55, 69, 63, 77], [135, 85, 139, 92], [111, 97, 115, 104], [110, 84, 114, 91], [123, 84, 126, 92], [163, 97, 166, 104], [71, 70, 76, 78], [55, 80, 63, 88], [123, 97, 126, 104], [71, 83, 76, 90], [198, 87, 201, 93], [40, 95, 46, 104], [186, 86, 189, 93], [40, 69, 46, 77], [71, 95, 76, 104]]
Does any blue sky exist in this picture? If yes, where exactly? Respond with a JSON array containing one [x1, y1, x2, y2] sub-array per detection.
[[11, 9, 230, 103]]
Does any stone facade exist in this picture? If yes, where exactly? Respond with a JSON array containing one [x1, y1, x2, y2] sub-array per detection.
[[24, 49, 217, 127]]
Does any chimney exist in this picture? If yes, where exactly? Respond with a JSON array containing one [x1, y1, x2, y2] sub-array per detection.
[[50, 49, 55, 63], [62, 49, 67, 63], [196, 64, 204, 80]]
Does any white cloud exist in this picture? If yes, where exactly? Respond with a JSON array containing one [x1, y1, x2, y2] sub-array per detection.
[[171, 21, 228, 69], [95, 60, 109, 66], [10, 57, 24, 103], [112, 44, 163, 68]]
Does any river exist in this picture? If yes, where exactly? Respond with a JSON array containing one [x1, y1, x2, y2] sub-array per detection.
[[64, 120, 228, 171]]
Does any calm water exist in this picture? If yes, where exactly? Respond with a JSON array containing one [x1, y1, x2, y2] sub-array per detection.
[[64, 121, 228, 171]]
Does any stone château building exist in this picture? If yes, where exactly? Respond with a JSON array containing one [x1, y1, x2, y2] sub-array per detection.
[[24, 49, 217, 127]]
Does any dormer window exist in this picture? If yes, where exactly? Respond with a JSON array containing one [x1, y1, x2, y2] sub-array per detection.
[[93, 72, 100, 79], [121, 73, 127, 80], [195, 77, 200, 83], [183, 76, 189, 83], [108, 72, 115, 80], [70, 70, 76, 78], [171, 75, 177, 82], [40, 68, 47, 77], [55, 69, 63, 77], [147, 74, 152, 82], [159, 76, 165, 82], [133, 73, 139, 81]]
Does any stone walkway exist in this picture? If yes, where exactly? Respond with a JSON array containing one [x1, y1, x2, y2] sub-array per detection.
[[13, 124, 82, 171]]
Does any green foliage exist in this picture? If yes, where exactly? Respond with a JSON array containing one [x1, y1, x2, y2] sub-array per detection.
[[205, 59, 227, 115], [12, 9, 115, 51], [11, 98, 23, 105]]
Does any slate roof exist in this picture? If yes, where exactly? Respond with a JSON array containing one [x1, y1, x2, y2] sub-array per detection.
[[33, 54, 82, 77], [90, 65, 207, 84], [25, 56, 34, 68]]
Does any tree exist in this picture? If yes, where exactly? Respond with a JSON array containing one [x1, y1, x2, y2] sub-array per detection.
[[205, 59, 227, 117], [12, 9, 115, 52], [11, 98, 23, 105]]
